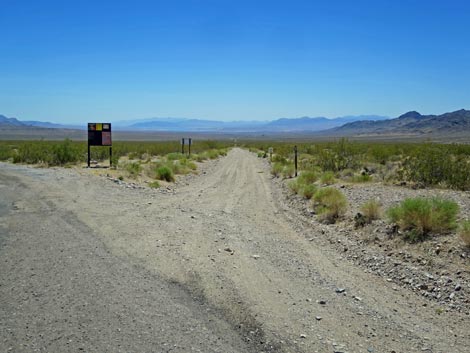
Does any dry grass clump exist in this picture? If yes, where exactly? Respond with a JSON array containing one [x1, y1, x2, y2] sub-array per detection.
[[360, 199, 382, 223], [320, 171, 336, 185], [312, 187, 348, 223], [459, 220, 470, 247], [387, 197, 459, 241]]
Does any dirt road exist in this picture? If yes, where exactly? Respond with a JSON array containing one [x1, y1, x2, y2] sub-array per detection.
[[1, 148, 468, 353]]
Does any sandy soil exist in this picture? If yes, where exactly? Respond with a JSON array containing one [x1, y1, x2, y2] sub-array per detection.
[[1, 148, 469, 353]]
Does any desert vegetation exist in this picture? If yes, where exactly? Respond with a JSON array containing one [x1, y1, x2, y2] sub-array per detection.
[[0, 139, 230, 185], [387, 197, 459, 241], [250, 139, 470, 247], [246, 138, 470, 190]]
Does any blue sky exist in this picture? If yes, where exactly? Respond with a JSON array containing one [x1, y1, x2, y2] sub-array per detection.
[[1, 0, 470, 123]]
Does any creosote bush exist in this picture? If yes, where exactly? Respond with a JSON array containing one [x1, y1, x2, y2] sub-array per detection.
[[312, 187, 348, 223], [387, 197, 459, 241], [459, 220, 470, 247]]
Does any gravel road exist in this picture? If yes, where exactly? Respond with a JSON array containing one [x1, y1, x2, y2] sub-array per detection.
[[1, 148, 469, 353]]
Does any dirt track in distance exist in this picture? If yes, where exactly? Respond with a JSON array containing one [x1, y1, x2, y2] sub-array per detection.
[[1, 148, 469, 353]]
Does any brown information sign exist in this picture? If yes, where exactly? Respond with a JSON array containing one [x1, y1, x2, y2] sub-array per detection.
[[88, 123, 112, 146], [87, 122, 113, 167]]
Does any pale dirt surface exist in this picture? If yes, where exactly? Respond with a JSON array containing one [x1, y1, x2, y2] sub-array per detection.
[[1, 148, 469, 353]]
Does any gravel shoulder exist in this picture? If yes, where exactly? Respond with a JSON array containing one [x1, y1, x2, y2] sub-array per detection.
[[1, 148, 469, 353]]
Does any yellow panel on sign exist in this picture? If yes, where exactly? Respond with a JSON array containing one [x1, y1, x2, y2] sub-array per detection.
[[96, 123, 102, 131]]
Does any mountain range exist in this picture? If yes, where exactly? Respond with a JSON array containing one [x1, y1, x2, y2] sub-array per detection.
[[331, 109, 470, 136], [2, 110, 470, 137], [0, 114, 389, 132]]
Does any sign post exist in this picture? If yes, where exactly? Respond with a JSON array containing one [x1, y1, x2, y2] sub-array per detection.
[[188, 138, 192, 156], [268, 147, 273, 161], [294, 145, 298, 177], [87, 123, 112, 167], [181, 138, 185, 154]]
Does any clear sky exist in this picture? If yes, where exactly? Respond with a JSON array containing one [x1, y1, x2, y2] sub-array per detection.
[[1, 0, 470, 123]]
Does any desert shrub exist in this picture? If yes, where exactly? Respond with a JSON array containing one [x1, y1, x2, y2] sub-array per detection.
[[166, 152, 184, 161], [298, 170, 318, 184], [459, 220, 470, 247], [149, 181, 160, 188], [12, 139, 82, 165], [281, 164, 295, 179], [182, 159, 197, 171], [51, 139, 81, 165], [110, 155, 120, 168], [125, 162, 142, 177], [400, 144, 470, 190], [288, 180, 302, 194], [206, 149, 220, 159], [13, 142, 48, 164], [271, 162, 284, 177], [352, 173, 372, 183], [127, 151, 141, 160], [193, 153, 207, 162], [272, 155, 288, 164], [360, 200, 382, 223], [316, 138, 360, 172], [156, 165, 175, 182], [0, 144, 14, 161], [320, 171, 336, 185], [387, 197, 459, 240], [167, 161, 185, 175], [312, 187, 348, 223], [300, 184, 317, 199]]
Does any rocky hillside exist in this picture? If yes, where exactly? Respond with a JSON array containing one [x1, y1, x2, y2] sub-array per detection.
[[331, 109, 470, 136]]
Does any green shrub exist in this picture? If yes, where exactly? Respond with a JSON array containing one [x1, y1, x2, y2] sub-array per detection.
[[387, 197, 459, 240], [183, 160, 197, 171], [320, 171, 336, 185], [300, 184, 317, 199], [271, 162, 284, 177], [156, 166, 175, 182], [360, 200, 382, 223], [149, 181, 160, 188], [51, 139, 81, 165], [458, 220, 470, 247], [400, 144, 470, 190], [166, 152, 184, 161], [125, 162, 142, 177], [313, 187, 348, 223], [281, 164, 295, 179], [352, 173, 372, 183], [298, 170, 318, 184], [288, 180, 302, 194], [128, 151, 141, 160], [193, 153, 207, 162]]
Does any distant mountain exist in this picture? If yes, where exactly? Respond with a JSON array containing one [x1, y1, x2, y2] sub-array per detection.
[[0, 113, 388, 133], [331, 109, 470, 135], [22, 120, 81, 129], [0, 115, 24, 126], [120, 115, 388, 132], [0, 115, 82, 129], [266, 115, 389, 132]]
